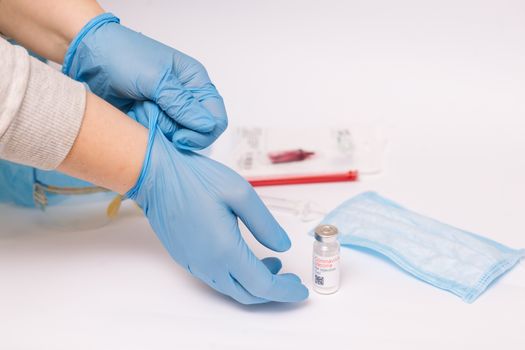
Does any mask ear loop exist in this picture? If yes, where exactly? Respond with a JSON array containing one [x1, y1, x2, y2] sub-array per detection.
[[32, 168, 46, 209]]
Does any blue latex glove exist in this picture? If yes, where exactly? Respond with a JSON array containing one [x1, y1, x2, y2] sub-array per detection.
[[63, 13, 227, 150], [126, 102, 309, 304]]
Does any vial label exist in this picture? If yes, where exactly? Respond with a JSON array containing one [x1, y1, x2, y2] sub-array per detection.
[[313, 254, 340, 290]]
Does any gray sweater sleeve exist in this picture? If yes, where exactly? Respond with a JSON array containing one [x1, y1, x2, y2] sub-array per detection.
[[0, 37, 86, 170]]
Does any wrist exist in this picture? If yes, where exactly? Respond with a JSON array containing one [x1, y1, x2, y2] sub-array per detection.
[[58, 93, 148, 195], [124, 104, 162, 200], [0, 1, 105, 64], [63, 13, 120, 75], [51, 5, 106, 63]]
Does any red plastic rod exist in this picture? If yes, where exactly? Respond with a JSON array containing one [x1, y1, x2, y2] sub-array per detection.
[[248, 170, 359, 187]]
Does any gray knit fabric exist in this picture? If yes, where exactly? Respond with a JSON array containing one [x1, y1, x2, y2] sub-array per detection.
[[0, 37, 86, 169]]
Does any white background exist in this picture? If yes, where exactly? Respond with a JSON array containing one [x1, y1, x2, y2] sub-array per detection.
[[1, 0, 525, 349]]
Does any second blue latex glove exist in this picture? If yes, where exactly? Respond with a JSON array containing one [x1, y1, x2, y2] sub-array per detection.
[[63, 13, 227, 150], [126, 102, 309, 304]]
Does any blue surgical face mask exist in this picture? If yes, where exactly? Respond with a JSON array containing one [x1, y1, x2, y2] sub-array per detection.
[[317, 192, 525, 303], [0, 160, 110, 207]]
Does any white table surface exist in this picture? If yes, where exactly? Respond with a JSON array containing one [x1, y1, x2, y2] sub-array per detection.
[[1, 1, 525, 349]]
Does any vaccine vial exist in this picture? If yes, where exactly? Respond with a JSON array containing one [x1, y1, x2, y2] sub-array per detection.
[[313, 224, 340, 294]]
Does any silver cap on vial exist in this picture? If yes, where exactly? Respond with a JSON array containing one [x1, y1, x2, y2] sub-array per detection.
[[314, 224, 339, 242]]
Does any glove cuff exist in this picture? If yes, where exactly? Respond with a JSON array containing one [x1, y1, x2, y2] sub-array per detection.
[[62, 13, 120, 76], [124, 108, 160, 200]]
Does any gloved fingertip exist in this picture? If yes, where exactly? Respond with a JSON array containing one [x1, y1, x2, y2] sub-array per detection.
[[261, 257, 282, 274], [289, 284, 310, 302], [173, 138, 204, 151], [229, 292, 269, 305], [192, 117, 216, 133], [297, 284, 310, 301], [172, 107, 216, 133], [282, 233, 292, 250], [280, 273, 302, 284], [272, 229, 292, 252], [274, 275, 309, 302], [300, 285, 310, 300], [241, 298, 271, 305]]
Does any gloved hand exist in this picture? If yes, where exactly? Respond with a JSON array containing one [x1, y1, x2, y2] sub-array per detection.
[[126, 102, 309, 304], [63, 13, 227, 150]]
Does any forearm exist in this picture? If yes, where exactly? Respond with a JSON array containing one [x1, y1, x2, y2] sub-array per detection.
[[58, 93, 148, 194], [0, 0, 103, 63], [0, 37, 86, 168], [0, 37, 147, 195]]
